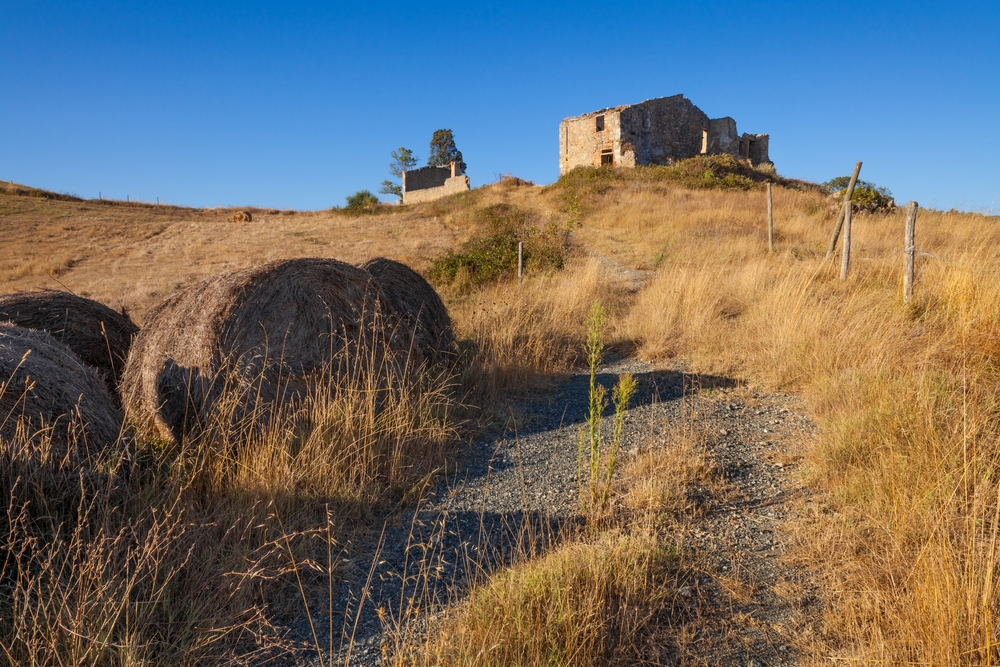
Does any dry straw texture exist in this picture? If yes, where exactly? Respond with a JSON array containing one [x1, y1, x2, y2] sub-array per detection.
[[120, 257, 407, 444], [0, 322, 123, 460], [0, 290, 138, 398], [360, 257, 456, 365]]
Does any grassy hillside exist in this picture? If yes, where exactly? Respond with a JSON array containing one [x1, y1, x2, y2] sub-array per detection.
[[2, 161, 999, 665]]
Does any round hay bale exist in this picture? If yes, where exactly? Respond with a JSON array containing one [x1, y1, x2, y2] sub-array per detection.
[[232, 210, 252, 223], [359, 258, 456, 365], [0, 290, 139, 399], [0, 323, 124, 462], [120, 258, 407, 444]]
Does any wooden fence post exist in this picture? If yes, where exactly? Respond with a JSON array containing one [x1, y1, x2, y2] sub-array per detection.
[[767, 182, 775, 253], [840, 202, 852, 281], [518, 241, 524, 287], [825, 161, 863, 258], [904, 201, 918, 303]]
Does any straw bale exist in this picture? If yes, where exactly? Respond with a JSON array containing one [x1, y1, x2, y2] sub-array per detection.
[[0, 322, 124, 461], [360, 258, 456, 365], [120, 258, 407, 444], [0, 290, 139, 399]]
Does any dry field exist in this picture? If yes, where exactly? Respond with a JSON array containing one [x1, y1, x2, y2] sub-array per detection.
[[2, 166, 1000, 665]]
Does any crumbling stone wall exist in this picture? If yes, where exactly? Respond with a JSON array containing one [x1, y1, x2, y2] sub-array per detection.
[[559, 95, 770, 174], [559, 107, 624, 173], [402, 162, 470, 204], [618, 95, 710, 167]]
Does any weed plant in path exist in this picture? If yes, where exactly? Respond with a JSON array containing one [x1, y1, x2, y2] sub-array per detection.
[[579, 302, 636, 519]]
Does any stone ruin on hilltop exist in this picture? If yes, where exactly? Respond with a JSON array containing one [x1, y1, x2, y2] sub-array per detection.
[[559, 94, 770, 174]]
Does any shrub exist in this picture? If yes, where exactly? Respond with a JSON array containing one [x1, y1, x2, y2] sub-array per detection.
[[822, 176, 895, 214], [429, 203, 568, 288], [344, 189, 380, 214]]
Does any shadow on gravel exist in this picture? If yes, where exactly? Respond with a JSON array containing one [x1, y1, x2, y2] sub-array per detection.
[[501, 366, 742, 440], [283, 362, 743, 665]]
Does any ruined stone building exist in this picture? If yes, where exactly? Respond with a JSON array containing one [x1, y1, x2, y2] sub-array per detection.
[[402, 162, 470, 204], [559, 94, 769, 175]]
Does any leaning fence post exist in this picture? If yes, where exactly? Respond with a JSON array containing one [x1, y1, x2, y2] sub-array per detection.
[[839, 202, 852, 281], [826, 161, 863, 258], [904, 201, 918, 303], [517, 241, 524, 287], [767, 182, 775, 253]]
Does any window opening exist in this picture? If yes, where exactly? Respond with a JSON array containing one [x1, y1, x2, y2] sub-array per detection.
[[601, 149, 614, 166], [701, 129, 709, 154], [595, 115, 605, 132]]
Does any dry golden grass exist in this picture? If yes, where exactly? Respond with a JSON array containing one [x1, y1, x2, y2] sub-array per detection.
[[602, 184, 1000, 664], [397, 529, 684, 667], [0, 327, 455, 664], [4, 169, 1000, 664]]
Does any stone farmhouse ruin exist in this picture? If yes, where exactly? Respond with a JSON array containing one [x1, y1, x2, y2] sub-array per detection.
[[559, 94, 770, 175], [402, 162, 470, 204]]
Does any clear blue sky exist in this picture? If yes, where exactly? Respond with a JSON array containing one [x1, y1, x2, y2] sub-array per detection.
[[2, 1, 997, 212]]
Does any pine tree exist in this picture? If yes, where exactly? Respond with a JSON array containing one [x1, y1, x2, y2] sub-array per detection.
[[379, 147, 418, 200], [427, 129, 467, 173]]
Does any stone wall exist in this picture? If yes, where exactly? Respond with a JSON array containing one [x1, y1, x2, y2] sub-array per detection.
[[559, 107, 624, 174], [618, 95, 710, 167], [744, 134, 769, 166], [559, 95, 771, 174], [403, 165, 452, 191], [708, 117, 739, 156], [402, 162, 471, 204]]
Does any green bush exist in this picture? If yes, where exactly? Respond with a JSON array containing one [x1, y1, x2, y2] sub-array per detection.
[[822, 177, 895, 214], [344, 189, 380, 213], [429, 203, 568, 288]]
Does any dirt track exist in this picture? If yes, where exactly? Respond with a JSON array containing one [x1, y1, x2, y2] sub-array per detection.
[[287, 357, 824, 666]]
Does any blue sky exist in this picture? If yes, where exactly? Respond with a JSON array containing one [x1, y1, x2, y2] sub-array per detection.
[[2, 1, 997, 212]]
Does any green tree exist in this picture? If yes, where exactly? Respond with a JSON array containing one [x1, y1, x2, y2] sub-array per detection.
[[379, 146, 418, 200], [427, 129, 467, 173], [345, 189, 379, 212]]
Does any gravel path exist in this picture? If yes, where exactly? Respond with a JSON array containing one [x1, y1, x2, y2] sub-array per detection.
[[286, 357, 823, 666]]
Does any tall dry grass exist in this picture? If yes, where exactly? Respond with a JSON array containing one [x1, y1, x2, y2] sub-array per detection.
[[398, 530, 682, 667], [613, 188, 1000, 663], [447, 258, 633, 417], [0, 329, 456, 664]]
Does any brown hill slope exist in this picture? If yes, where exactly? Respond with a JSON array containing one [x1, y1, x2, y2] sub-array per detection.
[[3, 165, 1000, 665]]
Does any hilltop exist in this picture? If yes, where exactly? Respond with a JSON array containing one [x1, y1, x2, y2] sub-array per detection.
[[2, 159, 999, 665]]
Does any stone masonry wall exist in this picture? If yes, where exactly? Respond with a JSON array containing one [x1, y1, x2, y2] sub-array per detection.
[[404, 165, 452, 191], [559, 108, 622, 175], [708, 117, 740, 156], [559, 95, 771, 174], [402, 162, 471, 204], [618, 95, 709, 167], [402, 174, 470, 204]]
